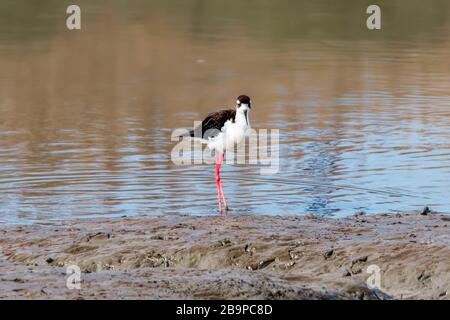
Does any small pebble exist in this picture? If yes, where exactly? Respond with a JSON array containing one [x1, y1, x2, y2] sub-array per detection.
[[323, 249, 334, 259], [421, 207, 431, 215]]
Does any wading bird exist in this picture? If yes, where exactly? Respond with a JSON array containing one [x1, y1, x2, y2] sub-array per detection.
[[183, 95, 252, 215]]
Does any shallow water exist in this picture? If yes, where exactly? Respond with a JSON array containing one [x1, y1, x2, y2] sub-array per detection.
[[1, 0, 450, 223]]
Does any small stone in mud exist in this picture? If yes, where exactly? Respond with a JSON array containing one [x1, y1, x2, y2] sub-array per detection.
[[352, 255, 368, 264], [219, 239, 232, 246], [421, 207, 431, 215], [323, 249, 334, 259], [351, 267, 362, 275], [45, 257, 54, 264], [342, 269, 351, 277], [258, 258, 276, 269], [417, 271, 431, 282], [306, 213, 317, 220], [150, 234, 178, 241], [288, 250, 299, 260], [350, 255, 369, 274], [244, 244, 256, 255]]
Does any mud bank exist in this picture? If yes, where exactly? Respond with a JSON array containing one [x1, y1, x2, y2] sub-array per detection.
[[0, 211, 449, 299]]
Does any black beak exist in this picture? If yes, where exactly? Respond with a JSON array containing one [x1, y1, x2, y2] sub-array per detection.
[[243, 109, 248, 125]]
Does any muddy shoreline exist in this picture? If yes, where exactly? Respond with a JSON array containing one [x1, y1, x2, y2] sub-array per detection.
[[0, 211, 449, 299]]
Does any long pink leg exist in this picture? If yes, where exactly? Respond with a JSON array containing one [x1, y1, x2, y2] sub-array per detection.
[[218, 152, 228, 211], [214, 152, 222, 215]]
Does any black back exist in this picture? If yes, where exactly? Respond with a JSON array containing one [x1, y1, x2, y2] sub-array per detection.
[[189, 109, 236, 139]]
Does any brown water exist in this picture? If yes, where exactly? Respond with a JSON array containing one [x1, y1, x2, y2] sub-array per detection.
[[1, 0, 450, 223]]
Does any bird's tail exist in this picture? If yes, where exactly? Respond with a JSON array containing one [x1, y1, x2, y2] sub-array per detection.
[[178, 129, 209, 144], [178, 129, 195, 138]]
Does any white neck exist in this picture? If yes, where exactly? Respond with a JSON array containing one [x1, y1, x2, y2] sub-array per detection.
[[235, 110, 250, 128]]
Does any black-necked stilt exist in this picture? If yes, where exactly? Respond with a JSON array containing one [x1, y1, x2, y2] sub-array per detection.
[[183, 95, 252, 215]]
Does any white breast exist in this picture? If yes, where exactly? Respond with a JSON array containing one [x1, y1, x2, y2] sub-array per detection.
[[207, 118, 250, 153]]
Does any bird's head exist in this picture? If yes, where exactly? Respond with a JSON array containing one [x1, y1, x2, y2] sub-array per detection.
[[236, 94, 252, 125], [236, 95, 251, 125], [236, 95, 251, 110]]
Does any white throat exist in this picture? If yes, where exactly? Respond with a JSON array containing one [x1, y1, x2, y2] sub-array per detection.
[[236, 105, 250, 129]]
